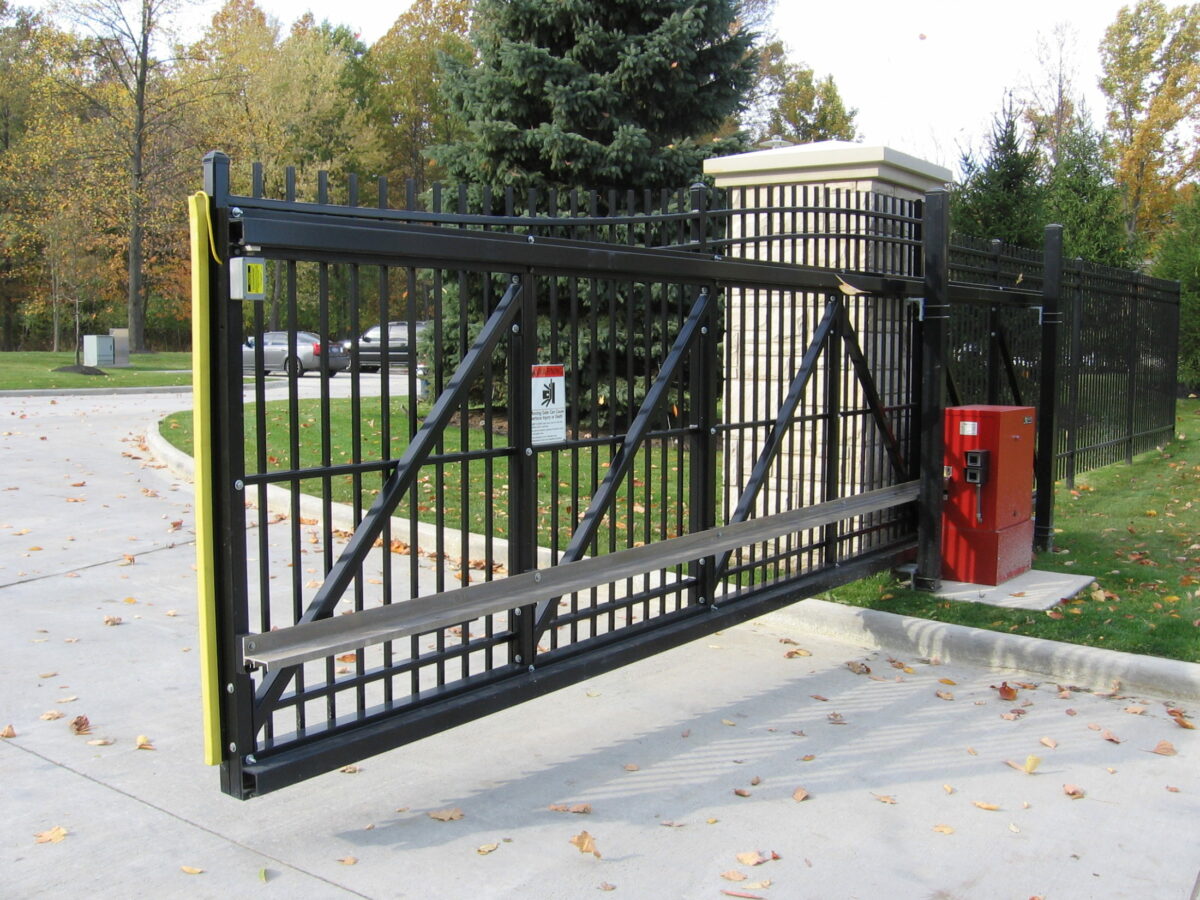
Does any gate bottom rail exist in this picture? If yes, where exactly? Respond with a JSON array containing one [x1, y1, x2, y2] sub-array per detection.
[[242, 481, 920, 673]]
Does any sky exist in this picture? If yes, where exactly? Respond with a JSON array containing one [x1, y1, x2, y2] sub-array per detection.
[[31, 0, 1135, 177]]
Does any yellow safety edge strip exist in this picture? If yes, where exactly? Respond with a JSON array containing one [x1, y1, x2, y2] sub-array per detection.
[[188, 191, 222, 766]]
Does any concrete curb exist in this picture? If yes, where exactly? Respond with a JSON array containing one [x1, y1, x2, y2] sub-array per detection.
[[762, 598, 1200, 702], [146, 415, 1200, 705]]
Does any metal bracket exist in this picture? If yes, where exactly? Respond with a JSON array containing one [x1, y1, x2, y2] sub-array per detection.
[[907, 297, 926, 322]]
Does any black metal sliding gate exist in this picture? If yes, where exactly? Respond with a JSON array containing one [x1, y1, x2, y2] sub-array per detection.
[[191, 153, 1174, 799]]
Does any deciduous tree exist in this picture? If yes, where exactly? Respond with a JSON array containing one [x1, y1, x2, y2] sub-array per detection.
[[1099, 0, 1200, 244]]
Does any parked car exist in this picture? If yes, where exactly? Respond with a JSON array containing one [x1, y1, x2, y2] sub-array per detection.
[[343, 321, 430, 372], [242, 331, 349, 377]]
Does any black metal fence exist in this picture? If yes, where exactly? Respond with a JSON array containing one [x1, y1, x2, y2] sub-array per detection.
[[193, 153, 1178, 798]]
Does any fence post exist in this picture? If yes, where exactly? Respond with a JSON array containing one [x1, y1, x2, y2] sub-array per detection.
[[914, 189, 949, 591], [987, 239, 1002, 405], [1125, 275, 1141, 465], [1034, 224, 1063, 552], [1064, 258, 1083, 489], [688, 184, 719, 605]]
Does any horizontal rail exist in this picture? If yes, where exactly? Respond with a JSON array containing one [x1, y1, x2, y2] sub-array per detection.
[[235, 207, 924, 295], [242, 480, 920, 672]]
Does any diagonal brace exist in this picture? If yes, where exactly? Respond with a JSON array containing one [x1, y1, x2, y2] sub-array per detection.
[[532, 286, 715, 640], [711, 299, 839, 581], [838, 304, 907, 479], [254, 276, 524, 710]]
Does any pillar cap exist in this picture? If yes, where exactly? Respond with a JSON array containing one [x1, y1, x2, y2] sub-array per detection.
[[704, 140, 952, 195]]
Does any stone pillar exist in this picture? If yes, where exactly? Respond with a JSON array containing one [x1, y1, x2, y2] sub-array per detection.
[[703, 142, 951, 551]]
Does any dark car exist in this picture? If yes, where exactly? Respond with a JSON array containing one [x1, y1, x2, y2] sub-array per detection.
[[344, 321, 430, 372], [242, 331, 349, 377]]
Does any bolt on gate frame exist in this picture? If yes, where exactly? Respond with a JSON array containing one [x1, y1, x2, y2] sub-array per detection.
[[188, 152, 1164, 799]]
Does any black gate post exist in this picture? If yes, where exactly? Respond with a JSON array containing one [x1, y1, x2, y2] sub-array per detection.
[[914, 190, 949, 591], [508, 272, 538, 668], [1034, 224, 1063, 551], [688, 184, 719, 606], [202, 151, 255, 797]]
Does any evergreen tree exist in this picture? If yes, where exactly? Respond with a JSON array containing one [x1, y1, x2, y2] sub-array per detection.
[[952, 99, 1045, 248], [1043, 116, 1137, 267], [430, 0, 759, 193]]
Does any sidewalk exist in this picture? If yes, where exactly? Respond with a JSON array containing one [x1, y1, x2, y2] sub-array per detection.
[[2, 390, 1198, 899]]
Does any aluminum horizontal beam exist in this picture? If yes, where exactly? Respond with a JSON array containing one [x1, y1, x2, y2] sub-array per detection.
[[242, 481, 919, 672]]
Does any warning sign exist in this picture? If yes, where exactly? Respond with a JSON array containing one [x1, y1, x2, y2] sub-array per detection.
[[531, 364, 566, 445]]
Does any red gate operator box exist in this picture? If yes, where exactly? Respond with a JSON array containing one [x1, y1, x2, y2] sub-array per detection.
[[941, 405, 1036, 585]]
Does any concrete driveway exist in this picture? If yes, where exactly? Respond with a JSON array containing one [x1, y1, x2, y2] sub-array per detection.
[[2, 389, 1198, 899]]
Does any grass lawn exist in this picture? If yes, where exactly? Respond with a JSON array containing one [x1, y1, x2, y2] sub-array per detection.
[[825, 398, 1200, 664], [160, 395, 694, 552], [0, 350, 193, 391]]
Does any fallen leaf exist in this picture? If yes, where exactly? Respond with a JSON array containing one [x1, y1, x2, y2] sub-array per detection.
[[428, 807, 464, 821], [340, 765, 360, 774], [871, 793, 897, 805], [943, 784, 955, 794], [1063, 784, 1085, 799], [569, 830, 601, 858], [1087, 723, 1102, 731], [56, 696, 77, 704], [827, 712, 846, 724], [810, 694, 829, 702], [792, 787, 810, 802], [1151, 740, 1176, 756], [938, 678, 957, 685], [477, 842, 499, 855], [258, 868, 269, 883], [623, 763, 640, 772], [1124, 705, 1147, 715], [38, 671, 57, 679], [336, 653, 357, 663], [336, 856, 357, 866], [995, 682, 1018, 701], [846, 660, 871, 675], [1171, 714, 1195, 730], [69, 716, 91, 735], [749, 776, 761, 786], [103, 616, 122, 626], [932, 824, 954, 834], [549, 803, 593, 814], [966, 746, 978, 756], [735, 851, 768, 866], [0, 724, 15, 738], [722, 719, 736, 726], [180, 865, 203, 874], [784, 648, 811, 658], [1101, 730, 1123, 744], [733, 788, 751, 797], [745, 881, 772, 890], [936, 691, 955, 701], [40, 710, 64, 721], [86, 738, 113, 746], [720, 891, 765, 899], [1166, 785, 1181, 792], [1008, 823, 1020, 833], [973, 801, 1000, 811], [34, 826, 68, 844], [135, 734, 154, 750], [659, 820, 685, 828], [801, 754, 816, 762], [1065, 708, 1078, 716], [1040, 737, 1058, 749], [599, 882, 616, 891]]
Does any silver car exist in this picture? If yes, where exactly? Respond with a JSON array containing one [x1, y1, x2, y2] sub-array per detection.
[[242, 331, 349, 377]]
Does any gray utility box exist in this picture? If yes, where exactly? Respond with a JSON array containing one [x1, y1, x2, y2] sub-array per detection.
[[108, 328, 130, 367], [83, 334, 115, 367]]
